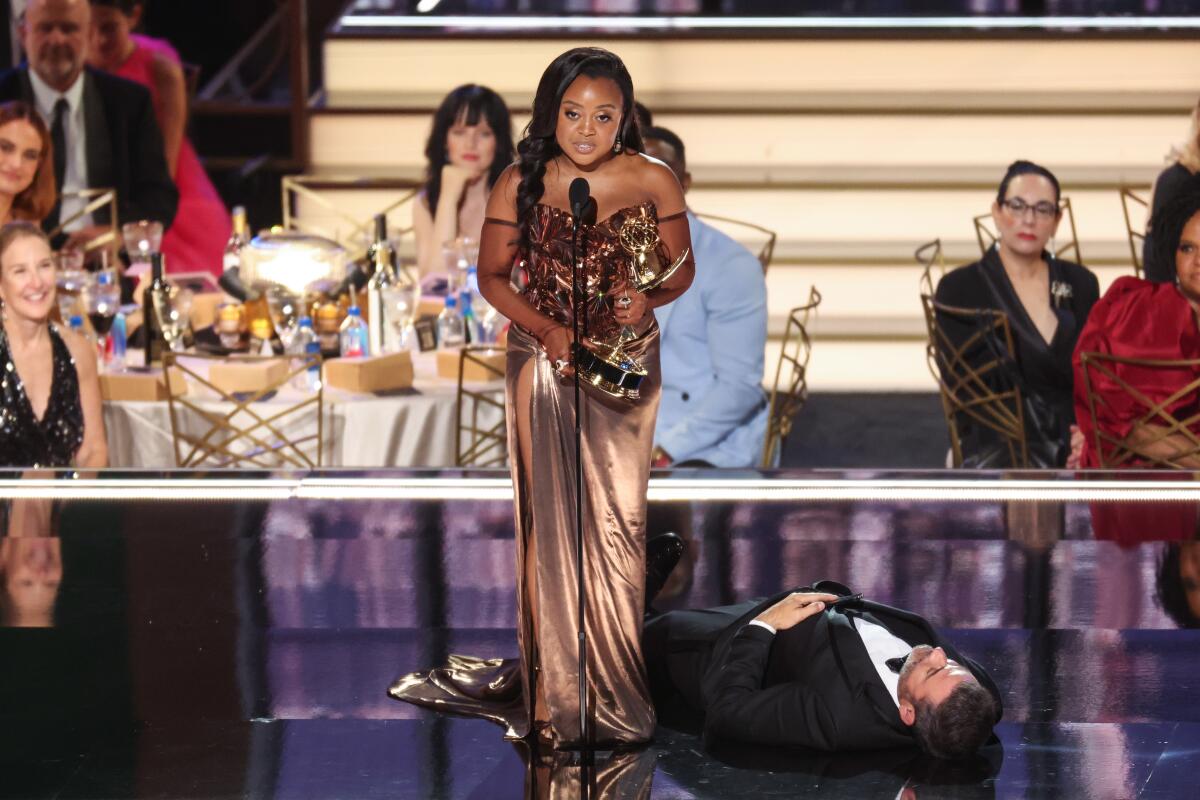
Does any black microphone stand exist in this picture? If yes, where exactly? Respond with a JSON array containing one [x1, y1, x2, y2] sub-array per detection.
[[570, 205, 589, 748]]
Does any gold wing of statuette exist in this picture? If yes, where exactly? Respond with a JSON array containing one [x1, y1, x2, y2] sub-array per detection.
[[633, 247, 690, 293]]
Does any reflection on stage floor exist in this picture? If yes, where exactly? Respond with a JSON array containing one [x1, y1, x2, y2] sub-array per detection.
[[2, 471, 1198, 798]]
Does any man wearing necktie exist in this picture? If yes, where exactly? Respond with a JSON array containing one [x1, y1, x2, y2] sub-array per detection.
[[642, 546, 1002, 760], [0, 0, 177, 250]]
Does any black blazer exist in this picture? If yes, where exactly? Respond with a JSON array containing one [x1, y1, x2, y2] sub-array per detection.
[[645, 581, 1003, 753], [0, 66, 179, 232], [933, 248, 1099, 467]]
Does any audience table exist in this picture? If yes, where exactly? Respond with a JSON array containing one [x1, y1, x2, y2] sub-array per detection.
[[101, 350, 504, 468]]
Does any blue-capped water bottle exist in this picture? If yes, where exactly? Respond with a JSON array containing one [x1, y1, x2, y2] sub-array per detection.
[[339, 305, 369, 357], [111, 309, 128, 370], [291, 316, 322, 390]]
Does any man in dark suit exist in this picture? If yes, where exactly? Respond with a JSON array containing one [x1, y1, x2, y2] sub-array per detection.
[[0, 0, 177, 248], [643, 546, 1003, 760]]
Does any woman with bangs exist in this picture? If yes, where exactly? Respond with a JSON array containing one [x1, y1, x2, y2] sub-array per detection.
[[413, 84, 515, 277]]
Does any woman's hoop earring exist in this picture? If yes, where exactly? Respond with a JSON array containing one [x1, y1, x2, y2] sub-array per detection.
[[613, 135, 623, 154]]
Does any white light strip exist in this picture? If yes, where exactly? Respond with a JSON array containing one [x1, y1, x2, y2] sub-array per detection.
[[3, 476, 1200, 502], [338, 15, 1200, 32]]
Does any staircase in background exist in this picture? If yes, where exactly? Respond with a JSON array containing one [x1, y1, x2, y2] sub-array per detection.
[[304, 13, 1195, 390]]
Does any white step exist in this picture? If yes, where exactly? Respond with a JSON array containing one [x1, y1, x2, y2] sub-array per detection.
[[309, 110, 1185, 176], [323, 38, 1200, 98]]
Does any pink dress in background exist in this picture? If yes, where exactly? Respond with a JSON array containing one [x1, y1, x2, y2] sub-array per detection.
[[115, 34, 230, 277]]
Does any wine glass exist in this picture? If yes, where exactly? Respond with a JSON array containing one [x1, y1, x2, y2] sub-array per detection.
[[83, 270, 120, 364], [121, 220, 163, 275], [159, 286, 194, 352], [54, 250, 86, 322], [382, 282, 419, 349]]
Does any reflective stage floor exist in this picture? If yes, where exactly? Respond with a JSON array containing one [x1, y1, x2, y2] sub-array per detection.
[[2, 470, 1198, 799]]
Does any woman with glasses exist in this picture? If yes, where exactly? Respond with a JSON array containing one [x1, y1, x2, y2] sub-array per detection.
[[934, 160, 1099, 468]]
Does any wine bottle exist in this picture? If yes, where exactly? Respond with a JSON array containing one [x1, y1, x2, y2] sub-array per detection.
[[365, 214, 396, 355], [143, 253, 168, 365], [219, 206, 251, 300]]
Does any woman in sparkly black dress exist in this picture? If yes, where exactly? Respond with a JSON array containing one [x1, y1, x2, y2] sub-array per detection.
[[392, 48, 695, 748], [0, 223, 107, 468]]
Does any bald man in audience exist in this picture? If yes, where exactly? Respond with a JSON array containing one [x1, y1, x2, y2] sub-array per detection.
[[0, 0, 177, 249], [643, 125, 769, 468]]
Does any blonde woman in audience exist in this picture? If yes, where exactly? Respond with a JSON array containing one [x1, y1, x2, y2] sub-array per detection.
[[1143, 98, 1200, 282], [0, 222, 107, 468], [412, 84, 514, 277], [1072, 181, 1200, 469], [0, 101, 56, 225], [935, 160, 1099, 468]]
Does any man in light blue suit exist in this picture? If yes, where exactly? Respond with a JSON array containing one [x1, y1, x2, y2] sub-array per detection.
[[643, 127, 769, 468]]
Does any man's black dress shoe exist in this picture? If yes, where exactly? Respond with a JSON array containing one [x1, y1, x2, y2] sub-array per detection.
[[646, 532, 684, 607]]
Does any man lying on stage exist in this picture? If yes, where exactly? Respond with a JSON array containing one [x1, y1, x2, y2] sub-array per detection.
[[642, 536, 1003, 761]]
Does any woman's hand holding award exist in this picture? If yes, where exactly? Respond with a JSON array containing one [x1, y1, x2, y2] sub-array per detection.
[[573, 208, 691, 401]]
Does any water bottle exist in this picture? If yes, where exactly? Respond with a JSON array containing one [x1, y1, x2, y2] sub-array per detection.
[[111, 310, 127, 370], [339, 305, 369, 357], [459, 289, 480, 345], [68, 314, 87, 342], [291, 316, 322, 390], [479, 305, 505, 345], [436, 294, 465, 349]]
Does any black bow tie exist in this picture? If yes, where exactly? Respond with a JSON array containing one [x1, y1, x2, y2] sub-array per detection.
[[885, 655, 908, 675]]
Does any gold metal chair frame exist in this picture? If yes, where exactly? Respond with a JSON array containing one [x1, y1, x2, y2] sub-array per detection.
[[694, 211, 778, 272], [1079, 351, 1200, 469], [915, 238, 946, 299], [163, 351, 325, 468], [973, 196, 1082, 264], [761, 286, 820, 468], [921, 296, 1029, 468], [48, 188, 119, 253], [281, 174, 419, 263], [1119, 186, 1150, 278], [454, 346, 507, 467]]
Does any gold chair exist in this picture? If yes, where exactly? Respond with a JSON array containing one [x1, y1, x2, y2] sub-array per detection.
[[973, 196, 1082, 263], [761, 286, 820, 468], [694, 211, 778, 272], [1119, 186, 1150, 278], [281, 174, 419, 264], [921, 295, 1029, 468], [1078, 351, 1200, 469], [915, 238, 946, 298], [49, 188, 119, 254], [454, 346, 507, 467], [163, 351, 325, 468]]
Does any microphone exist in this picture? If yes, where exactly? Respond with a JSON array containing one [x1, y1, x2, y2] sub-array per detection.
[[569, 177, 590, 218]]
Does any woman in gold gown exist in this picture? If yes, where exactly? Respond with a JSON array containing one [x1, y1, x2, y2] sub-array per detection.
[[390, 47, 694, 749]]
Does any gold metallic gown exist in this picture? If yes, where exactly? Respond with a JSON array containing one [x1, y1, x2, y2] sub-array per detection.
[[391, 203, 680, 747]]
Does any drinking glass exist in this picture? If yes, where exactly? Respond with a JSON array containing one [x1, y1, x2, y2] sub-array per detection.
[[121, 220, 163, 272], [83, 270, 120, 364], [159, 286, 194, 352], [382, 282, 419, 349], [54, 250, 87, 321]]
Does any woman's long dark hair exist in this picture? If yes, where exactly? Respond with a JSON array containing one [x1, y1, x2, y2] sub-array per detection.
[[1150, 177, 1200, 279], [423, 84, 514, 212], [515, 47, 643, 229]]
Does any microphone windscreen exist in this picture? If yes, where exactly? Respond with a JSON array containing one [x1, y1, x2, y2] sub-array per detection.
[[569, 177, 590, 215]]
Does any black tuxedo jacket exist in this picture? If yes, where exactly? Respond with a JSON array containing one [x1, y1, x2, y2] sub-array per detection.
[[645, 581, 1003, 753], [0, 66, 179, 231]]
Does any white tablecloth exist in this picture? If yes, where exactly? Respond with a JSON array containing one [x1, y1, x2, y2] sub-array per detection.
[[102, 352, 505, 468]]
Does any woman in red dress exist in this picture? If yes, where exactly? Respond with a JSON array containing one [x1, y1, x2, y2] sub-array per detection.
[[88, 0, 231, 277], [1073, 180, 1200, 468]]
